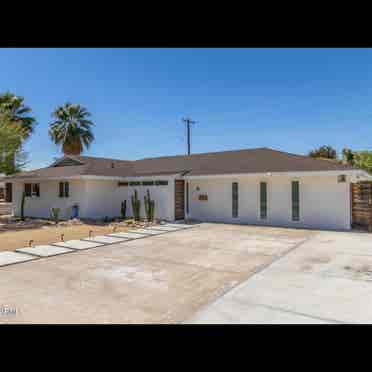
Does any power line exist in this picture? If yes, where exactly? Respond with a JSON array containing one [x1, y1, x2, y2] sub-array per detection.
[[182, 117, 196, 155]]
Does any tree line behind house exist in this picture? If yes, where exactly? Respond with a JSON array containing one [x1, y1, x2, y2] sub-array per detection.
[[308, 145, 372, 174]]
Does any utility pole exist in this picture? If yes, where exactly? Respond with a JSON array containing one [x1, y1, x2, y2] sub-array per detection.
[[182, 117, 196, 155]]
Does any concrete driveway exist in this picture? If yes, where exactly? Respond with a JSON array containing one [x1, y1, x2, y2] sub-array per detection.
[[1, 223, 372, 323], [189, 229, 372, 324], [0, 223, 309, 323]]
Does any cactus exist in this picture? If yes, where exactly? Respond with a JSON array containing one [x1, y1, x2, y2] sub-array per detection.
[[144, 189, 155, 222], [20, 191, 26, 221], [50, 207, 61, 224], [131, 190, 141, 221], [121, 200, 127, 220]]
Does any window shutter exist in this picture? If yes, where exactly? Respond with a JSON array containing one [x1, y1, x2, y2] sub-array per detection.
[[25, 183, 32, 197], [35, 183, 40, 197], [5, 183, 12, 202], [232, 182, 238, 218], [59, 182, 64, 197], [64, 182, 69, 198], [260, 182, 267, 219], [292, 181, 300, 221]]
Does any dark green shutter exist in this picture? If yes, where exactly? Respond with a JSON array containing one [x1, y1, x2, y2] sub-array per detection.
[[35, 183, 40, 197], [260, 182, 267, 219], [292, 181, 300, 221], [232, 182, 238, 218], [59, 182, 64, 197], [25, 183, 32, 197], [5, 183, 12, 202], [64, 182, 69, 197]]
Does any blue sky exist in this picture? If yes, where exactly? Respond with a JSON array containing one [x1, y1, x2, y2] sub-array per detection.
[[1, 48, 372, 169]]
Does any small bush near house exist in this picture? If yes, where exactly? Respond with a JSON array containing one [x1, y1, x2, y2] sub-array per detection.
[[50, 207, 61, 224], [20, 191, 26, 221]]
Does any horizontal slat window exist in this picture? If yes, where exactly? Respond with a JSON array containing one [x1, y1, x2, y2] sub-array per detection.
[[260, 182, 267, 219], [155, 180, 168, 186], [118, 182, 128, 187], [292, 181, 300, 221], [129, 181, 141, 186], [142, 181, 154, 186]]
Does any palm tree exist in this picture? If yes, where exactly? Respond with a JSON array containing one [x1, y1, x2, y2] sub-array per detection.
[[49, 103, 95, 155], [0, 91, 36, 139]]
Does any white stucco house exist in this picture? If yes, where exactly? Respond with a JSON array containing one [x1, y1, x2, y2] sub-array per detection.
[[3, 147, 371, 230]]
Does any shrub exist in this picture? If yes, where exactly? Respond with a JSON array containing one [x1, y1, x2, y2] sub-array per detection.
[[50, 207, 61, 224]]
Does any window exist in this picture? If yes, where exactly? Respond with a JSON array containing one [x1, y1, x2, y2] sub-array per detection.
[[129, 181, 141, 186], [142, 181, 154, 186], [59, 182, 69, 198], [338, 175, 347, 183], [155, 180, 168, 186], [118, 182, 128, 187], [292, 181, 300, 221], [25, 183, 39, 197], [32, 183, 40, 197], [260, 182, 267, 219], [232, 182, 238, 218], [25, 183, 32, 197]]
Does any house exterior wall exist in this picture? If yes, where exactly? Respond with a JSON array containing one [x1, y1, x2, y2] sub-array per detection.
[[12, 180, 87, 220], [186, 174, 351, 230], [11, 176, 176, 221], [124, 180, 175, 221]]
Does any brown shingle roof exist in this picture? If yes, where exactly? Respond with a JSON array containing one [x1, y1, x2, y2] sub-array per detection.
[[6, 148, 358, 180]]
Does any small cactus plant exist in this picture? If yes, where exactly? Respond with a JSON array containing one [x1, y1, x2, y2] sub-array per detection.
[[50, 207, 61, 224], [20, 191, 26, 221], [144, 189, 155, 222], [131, 190, 141, 221], [121, 200, 127, 220]]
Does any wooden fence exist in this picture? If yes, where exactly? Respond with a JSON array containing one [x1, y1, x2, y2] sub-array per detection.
[[351, 181, 372, 231]]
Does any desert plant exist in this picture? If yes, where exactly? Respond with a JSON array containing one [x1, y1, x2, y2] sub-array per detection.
[[144, 189, 155, 222], [121, 200, 127, 219], [131, 190, 141, 221], [20, 191, 26, 221], [50, 207, 61, 224]]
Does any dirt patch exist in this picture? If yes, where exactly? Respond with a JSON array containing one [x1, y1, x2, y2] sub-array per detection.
[[0, 217, 160, 251]]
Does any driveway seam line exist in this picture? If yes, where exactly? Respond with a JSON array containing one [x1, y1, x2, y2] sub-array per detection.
[[232, 300, 345, 324]]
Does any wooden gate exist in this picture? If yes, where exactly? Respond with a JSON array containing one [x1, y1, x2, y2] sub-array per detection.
[[175, 180, 185, 220], [351, 181, 372, 231]]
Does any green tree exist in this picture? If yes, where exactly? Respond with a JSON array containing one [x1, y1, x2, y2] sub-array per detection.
[[0, 91, 37, 139], [0, 112, 28, 174], [308, 145, 337, 159], [49, 103, 95, 155], [342, 148, 354, 165], [353, 151, 372, 174]]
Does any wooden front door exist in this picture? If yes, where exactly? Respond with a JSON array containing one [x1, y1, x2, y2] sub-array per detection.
[[175, 180, 185, 220]]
